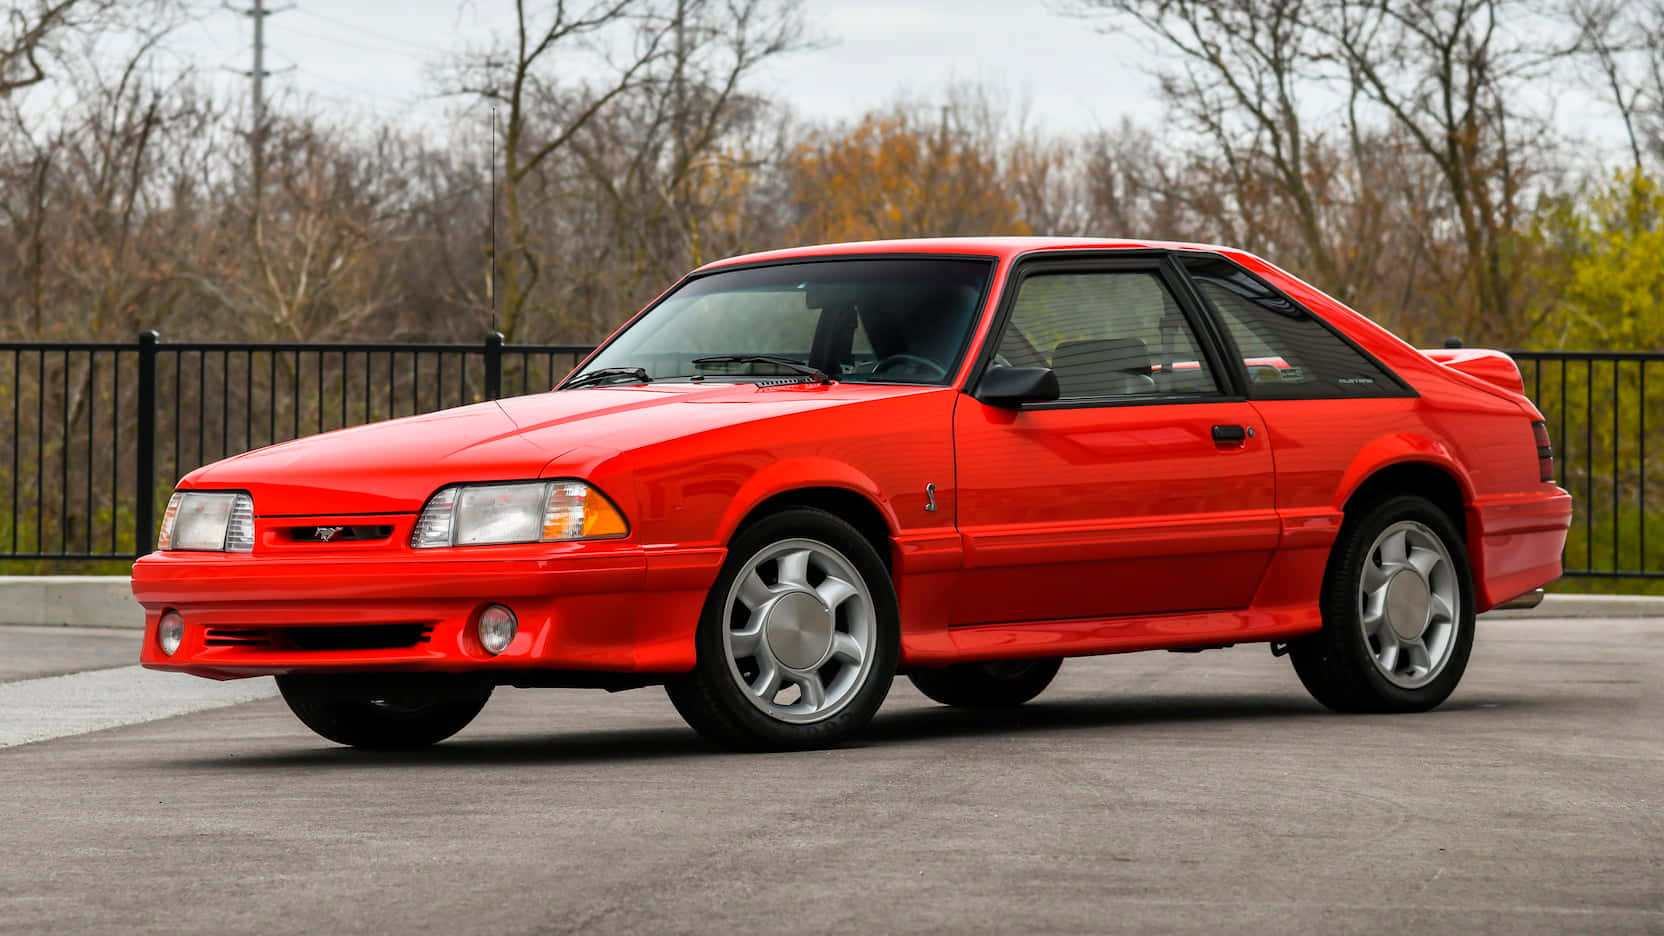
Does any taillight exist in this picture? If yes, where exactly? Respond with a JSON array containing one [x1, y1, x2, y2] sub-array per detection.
[[1532, 421, 1554, 483]]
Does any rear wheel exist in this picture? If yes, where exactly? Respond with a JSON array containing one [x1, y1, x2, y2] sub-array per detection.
[[1289, 493, 1475, 713], [665, 507, 899, 750], [276, 675, 492, 749], [907, 658, 1062, 708]]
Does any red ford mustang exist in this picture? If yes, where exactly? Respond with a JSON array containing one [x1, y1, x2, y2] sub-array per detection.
[[131, 237, 1572, 750]]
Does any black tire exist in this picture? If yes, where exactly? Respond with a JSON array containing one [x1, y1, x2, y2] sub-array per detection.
[[664, 507, 900, 751], [1289, 493, 1476, 713], [276, 675, 492, 749], [907, 658, 1062, 708]]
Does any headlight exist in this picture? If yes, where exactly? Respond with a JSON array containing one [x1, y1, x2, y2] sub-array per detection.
[[411, 480, 627, 548], [158, 491, 255, 552]]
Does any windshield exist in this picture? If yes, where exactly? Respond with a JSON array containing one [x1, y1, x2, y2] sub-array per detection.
[[567, 258, 993, 387]]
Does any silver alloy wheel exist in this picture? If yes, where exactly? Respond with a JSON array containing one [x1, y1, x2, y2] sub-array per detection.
[[1357, 520, 1461, 689], [721, 537, 876, 724]]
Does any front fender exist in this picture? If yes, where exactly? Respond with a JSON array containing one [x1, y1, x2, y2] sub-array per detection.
[[714, 456, 899, 544]]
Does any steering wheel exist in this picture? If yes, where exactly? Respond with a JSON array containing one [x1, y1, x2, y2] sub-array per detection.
[[871, 354, 949, 380]]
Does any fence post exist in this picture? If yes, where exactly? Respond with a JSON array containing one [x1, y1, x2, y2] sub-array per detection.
[[134, 330, 159, 556], [484, 331, 503, 400]]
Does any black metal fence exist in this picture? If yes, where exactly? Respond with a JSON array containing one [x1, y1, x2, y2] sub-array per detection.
[[1513, 352, 1662, 580], [0, 333, 589, 563], [0, 335, 1658, 579]]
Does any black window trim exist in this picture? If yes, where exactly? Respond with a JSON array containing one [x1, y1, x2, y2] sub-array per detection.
[[1174, 251, 1419, 400], [965, 249, 1250, 411], [560, 251, 1002, 390]]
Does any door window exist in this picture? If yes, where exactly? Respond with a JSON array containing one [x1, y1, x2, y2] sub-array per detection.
[[995, 270, 1220, 400]]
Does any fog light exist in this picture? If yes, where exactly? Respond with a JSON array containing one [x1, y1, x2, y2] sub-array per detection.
[[158, 611, 185, 657], [477, 604, 517, 655]]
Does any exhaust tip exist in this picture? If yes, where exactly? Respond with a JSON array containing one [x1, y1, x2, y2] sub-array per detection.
[[1491, 588, 1545, 612]]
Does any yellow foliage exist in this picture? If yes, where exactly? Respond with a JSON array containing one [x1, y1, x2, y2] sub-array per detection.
[[1530, 170, 1664, 352], [786, 114, 1031, 244]]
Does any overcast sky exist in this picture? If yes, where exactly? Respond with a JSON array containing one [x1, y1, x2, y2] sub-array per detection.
[[161, 0, 1624, 157], [162, 1, 1159, 133]]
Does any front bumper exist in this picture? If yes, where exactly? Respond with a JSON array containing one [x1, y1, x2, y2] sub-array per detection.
[[131, 544, 725, 679]]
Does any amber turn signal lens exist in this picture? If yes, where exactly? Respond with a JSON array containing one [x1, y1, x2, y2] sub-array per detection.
[[581, 487, 627, 537], [540, 481, 628, 541]]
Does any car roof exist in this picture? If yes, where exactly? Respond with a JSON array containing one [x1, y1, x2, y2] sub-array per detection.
[[694, 236, 1244, 272]]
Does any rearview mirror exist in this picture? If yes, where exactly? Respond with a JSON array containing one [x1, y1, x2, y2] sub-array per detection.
[[977, 366, 1060, 408]]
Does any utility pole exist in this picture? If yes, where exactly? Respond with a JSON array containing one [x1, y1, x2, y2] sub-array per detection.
[[225, 0, 291, 215]]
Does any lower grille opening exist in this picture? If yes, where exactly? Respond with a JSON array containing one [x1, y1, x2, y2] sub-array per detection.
[[283, 623, 435, 651], [204, 627, 273, 647]]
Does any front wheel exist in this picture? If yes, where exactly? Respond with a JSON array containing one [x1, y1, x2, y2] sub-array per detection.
[[907, 658, 1062, 708], [665, 507, 899, 750], [1289, 494, 1475, 713], [276, 675, 492, 749]]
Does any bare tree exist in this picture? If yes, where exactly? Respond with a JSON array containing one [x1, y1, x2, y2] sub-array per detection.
[[444, 0, 675, 341], [1324, 0, 1561, 342], [545, 0, 806, 339], [0, 0, 185, 99], [1072, 0, 1387, 299], [1565, 0, 1664, 170], [203, 120, 436, 342], [0, 2, 199, 339], [1569, 0, 1646, 169], [648, 0, 806, 264], [2, 0, 103, 97]]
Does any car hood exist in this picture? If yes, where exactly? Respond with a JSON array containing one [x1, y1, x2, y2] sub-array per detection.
[[184, 400, 550, 515], [183, 382, 935, 516]]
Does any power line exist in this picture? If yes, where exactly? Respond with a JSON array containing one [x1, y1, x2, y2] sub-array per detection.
[[270, 19, 443, 61], [289, 6, 446, 57]]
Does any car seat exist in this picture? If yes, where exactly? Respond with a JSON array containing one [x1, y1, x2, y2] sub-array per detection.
[[1051, 338, 1158, 398]]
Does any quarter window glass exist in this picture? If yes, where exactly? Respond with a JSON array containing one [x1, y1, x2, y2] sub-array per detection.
[[996, 270, 1219, 399], [1183, 257, 1403, 398]]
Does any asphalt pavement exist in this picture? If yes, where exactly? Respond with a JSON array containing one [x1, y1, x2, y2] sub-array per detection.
[[0, 625, 141, 682], [0, 615, 1659, 935]]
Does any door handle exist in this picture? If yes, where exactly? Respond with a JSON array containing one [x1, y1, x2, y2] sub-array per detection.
[[1212, 424, 1250, 444]]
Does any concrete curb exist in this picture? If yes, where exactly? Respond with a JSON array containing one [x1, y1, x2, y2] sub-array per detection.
[[1482, 593, 1664, 619], [0, 576, 1658, 628], [0, 577, 141, 628]]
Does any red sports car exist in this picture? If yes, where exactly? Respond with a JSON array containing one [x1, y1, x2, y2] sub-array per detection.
[[131, 237, 1573, 750]]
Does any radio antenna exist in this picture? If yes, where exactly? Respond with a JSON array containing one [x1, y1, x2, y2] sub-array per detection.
[[489, 104, 499, 333]]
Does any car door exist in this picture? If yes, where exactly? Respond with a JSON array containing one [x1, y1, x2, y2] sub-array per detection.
[[951, 254, 1280, 626]]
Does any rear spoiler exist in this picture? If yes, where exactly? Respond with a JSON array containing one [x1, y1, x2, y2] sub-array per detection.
[[1420, 348, 1525, 396]]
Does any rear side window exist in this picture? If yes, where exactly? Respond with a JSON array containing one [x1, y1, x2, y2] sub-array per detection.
[[1182, 257, 1408, 399]]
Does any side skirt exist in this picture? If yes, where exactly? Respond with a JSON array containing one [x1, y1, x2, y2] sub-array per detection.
[[912, 604, 1323, 665]]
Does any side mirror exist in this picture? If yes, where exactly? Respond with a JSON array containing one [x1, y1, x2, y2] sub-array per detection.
[[977, 365, 1060, 408]]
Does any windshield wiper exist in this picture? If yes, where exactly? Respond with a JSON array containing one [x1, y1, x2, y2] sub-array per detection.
[[562, 366, 652, 389], [691, 355, 834, 384]]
